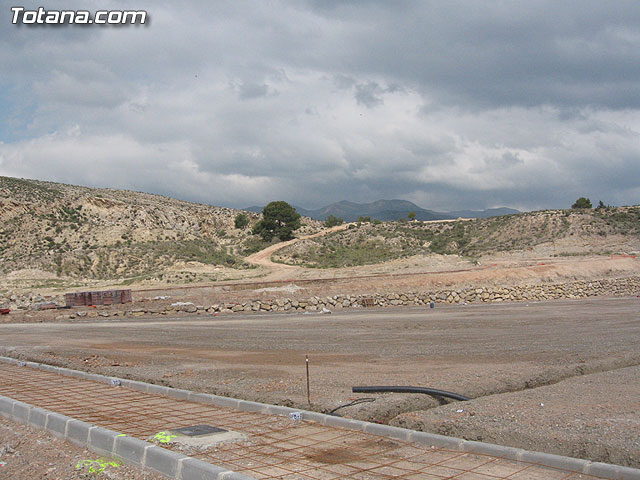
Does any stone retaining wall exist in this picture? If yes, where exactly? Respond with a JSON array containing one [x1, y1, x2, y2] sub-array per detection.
[[67, 276, 640, 319]]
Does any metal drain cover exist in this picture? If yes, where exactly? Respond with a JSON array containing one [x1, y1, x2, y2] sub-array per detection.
[[172, 425, 227, 437]]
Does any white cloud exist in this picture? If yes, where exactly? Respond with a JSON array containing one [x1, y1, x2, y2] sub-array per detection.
[[0, 1, 639, 210]]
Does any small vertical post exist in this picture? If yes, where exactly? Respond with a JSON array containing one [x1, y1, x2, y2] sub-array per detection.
[[305, 354, 311, 406]]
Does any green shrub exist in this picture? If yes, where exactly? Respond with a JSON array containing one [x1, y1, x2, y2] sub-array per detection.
[[234, 212, 250, 229], [572, 197, 592, 209], [324, 214, 343, 227], [253, 201, 301, 241]]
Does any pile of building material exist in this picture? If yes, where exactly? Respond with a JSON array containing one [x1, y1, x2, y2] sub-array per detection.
[[64, 289, 132, 307]]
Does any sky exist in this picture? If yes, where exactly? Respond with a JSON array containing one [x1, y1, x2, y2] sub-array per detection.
[[1, 1, 639, 212]]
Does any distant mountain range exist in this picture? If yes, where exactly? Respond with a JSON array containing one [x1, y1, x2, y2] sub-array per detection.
[[246, 199, 519, 222]]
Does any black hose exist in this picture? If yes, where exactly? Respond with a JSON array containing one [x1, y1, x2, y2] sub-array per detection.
[[352, 386, 470, 402], [327, 397, 376, 415]]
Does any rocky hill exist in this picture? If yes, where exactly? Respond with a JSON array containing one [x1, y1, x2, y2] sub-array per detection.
[[273, 207, 640, 268], [2, 175, 638, 288], [0, 176, 319, 284]]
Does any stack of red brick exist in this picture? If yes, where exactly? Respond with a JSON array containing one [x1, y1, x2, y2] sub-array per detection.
[[64, 289, 132, 307]]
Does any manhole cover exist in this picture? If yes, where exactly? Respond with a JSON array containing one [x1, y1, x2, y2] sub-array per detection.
[[172, 425, 227, 437]]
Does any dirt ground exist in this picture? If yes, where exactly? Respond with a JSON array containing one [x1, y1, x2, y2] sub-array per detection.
[[4, 243, 638, 299], [0, 416, 165, 480], [131, 254, 639, 307], [125, 253, 640, 302], [5, 254, 636, 327], [2, 297, 640, 467], [392, 365, 640, 468]]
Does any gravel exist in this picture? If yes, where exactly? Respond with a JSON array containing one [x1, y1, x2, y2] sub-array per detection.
[[2, 297, 640, 467]]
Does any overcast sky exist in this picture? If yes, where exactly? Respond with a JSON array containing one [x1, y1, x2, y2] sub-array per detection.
[[1, 1, 639, 211]]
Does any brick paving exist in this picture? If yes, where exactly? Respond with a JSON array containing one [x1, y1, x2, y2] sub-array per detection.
[[0, 363, 604, 479]]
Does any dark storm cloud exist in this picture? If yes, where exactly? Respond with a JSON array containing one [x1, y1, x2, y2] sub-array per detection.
[[0, 1, 638, 211], [354, 82, 384, 108], [303, 1, 640, 109]]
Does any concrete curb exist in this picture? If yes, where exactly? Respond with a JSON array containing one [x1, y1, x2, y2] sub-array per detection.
[[1, 355, 639, 480], [0, 392, 255, 479]]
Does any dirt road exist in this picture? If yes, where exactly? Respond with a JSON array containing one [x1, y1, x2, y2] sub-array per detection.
[[2, 297, 639, 465], [244, 224, 350, 279]]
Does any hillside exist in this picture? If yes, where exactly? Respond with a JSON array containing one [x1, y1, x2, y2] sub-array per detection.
[[247, 200, 519, 222], [272, 207, 640, 268], [0, 176, 320, 284], [2, 175, 638, 289]]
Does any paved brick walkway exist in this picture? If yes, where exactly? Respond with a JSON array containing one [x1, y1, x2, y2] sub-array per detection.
[[0, 363, 603, 480]]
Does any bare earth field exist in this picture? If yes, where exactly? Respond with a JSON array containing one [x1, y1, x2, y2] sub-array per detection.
[[12, 254, 633, 318], [133, 255, 639, 305], [0, 416, 164, 480], [2, 297, 639, 467]]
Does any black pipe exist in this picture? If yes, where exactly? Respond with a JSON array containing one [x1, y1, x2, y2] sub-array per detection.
[[352, 386, 470, 402], [327, 397, 376, 416]]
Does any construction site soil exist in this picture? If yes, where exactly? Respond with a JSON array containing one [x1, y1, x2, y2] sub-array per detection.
[[124, 255, 640, 300], [0, 416, 165, 480], [2, 297, 639, 468]]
